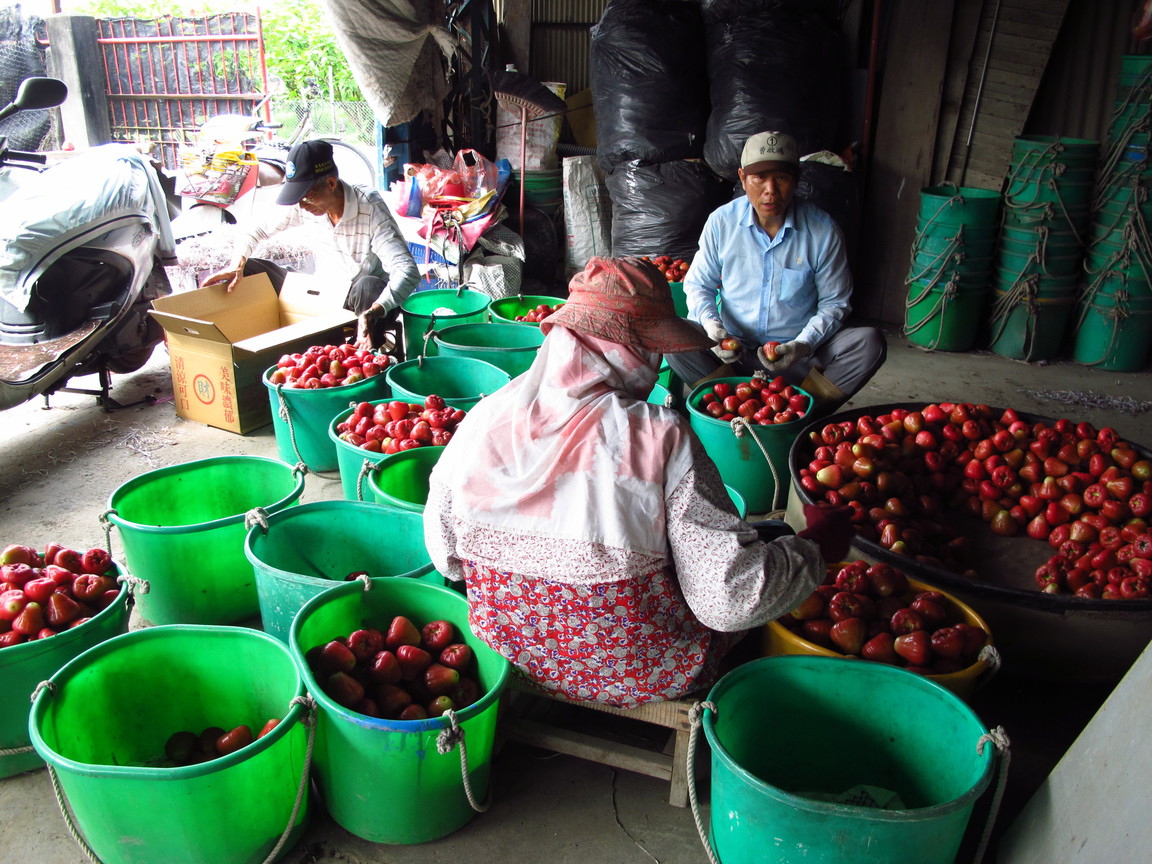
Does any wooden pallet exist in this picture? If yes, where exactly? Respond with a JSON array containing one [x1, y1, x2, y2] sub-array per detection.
[[499, 677, 699, 807]]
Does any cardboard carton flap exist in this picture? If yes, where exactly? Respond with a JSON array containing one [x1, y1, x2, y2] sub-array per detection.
[[277, 271, 351, 315], [149, 273, 282, 343], [234, 310, 356, 354], [149, 309, 234, 344]]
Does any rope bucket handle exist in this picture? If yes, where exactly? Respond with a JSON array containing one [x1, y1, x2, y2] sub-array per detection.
[[1073, 297, 1132, 367], [40, 691, 319, 864], [728, 415, 782, 514], [355, 458, 375, 501], [971, 726, 1012, 864], [274, 383, 307, 468], [436, 708, 491, 813], [270, 386, 343, 482], [904, 277, 964, 350], [906, 243, 966, 285], [420, 326, 440, 362], [687, 701, 721, 864]]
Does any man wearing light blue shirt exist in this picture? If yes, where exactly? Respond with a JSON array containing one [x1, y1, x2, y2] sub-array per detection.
[[667, 131, 886, 413]]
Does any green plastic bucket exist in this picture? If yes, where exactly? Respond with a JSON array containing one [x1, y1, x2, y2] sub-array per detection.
[[700, 656, 994, 864], [329, 399, 389, 501], [263, 365, 392, 472], [433, 321, 545, 378], [1002, 201, 1089, 233], [245, 499, 437, 642], [0, 576, 130, 778], [289, 577, 510, 844], [1119, 54, 1152, 86], [911, 223, 998, 257], [725, 485, 748, 519], [992, 267, 1079, 296], [366, 445, 446, 514], [647, 382, 671, 408], [987, 290, 1075, 362], [106, 456, 305, 626], [918, 186, 1001, 228], [998, 232, 1082, 260], [1072, 291, 1152, 371], [1004, 175, 1094, 212], [1010, 135, 1100, 171], [386, 355, 511, 410], [513, 168, 563, 215], [487, 294, 566, 326], [1084, 241, 1152, 288], [903, 278, 989, 352], [686, 377, 811, 516], [908, 252, 993, 284], [29, 625, 311, 864], [400, 288, 490, 357], [668, 280, 690, 317]]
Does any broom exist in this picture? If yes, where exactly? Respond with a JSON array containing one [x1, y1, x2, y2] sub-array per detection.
[[492, 70, 568, 235]]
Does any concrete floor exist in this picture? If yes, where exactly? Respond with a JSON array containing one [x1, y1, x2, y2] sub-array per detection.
[[1, 324, 1150, 863]]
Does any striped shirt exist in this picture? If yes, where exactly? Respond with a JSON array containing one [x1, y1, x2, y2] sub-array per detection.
[[236, 180, 420, 311]]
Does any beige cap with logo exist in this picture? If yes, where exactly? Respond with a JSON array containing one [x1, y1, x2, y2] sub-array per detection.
[[740, 131, 800, 175]]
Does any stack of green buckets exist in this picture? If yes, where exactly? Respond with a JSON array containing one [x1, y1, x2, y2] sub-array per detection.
[[904, 185, 1001, 351], [986, 135, 1097, 361], [1070, 54, 1152, 372]]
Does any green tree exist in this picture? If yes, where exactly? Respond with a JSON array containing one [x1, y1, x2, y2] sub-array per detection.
[[71, 0, 363, 100]]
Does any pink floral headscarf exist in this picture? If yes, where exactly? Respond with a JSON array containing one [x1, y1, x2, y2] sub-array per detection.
[[429, 324, 696, 558]]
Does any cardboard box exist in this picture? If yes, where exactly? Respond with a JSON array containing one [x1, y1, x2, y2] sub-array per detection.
[[150, 273, 356, 433]]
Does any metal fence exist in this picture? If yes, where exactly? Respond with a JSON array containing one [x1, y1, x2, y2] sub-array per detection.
[[269, 99, 377, 150], [96, 12, 267, 169]]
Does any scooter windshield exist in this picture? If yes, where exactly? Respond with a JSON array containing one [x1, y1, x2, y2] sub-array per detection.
[[0, 144, 175, 313]]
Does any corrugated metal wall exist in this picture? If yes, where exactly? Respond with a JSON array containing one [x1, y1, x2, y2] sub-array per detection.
[[528, 0, 604, 95], [1027, 0, 1148, 143]]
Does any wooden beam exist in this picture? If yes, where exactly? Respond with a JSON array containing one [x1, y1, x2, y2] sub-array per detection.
[[857, 0, 957, 324]]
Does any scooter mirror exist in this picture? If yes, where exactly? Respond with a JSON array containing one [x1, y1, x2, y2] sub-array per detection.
[[0, 77, 68, 123]]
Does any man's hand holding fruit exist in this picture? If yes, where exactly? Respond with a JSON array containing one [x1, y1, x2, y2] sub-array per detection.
[[757, 339, 812, 373], [704, 318, 742, 364]]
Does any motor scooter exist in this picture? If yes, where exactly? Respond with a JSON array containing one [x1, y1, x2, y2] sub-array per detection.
[[0, 77, 177, 412], [171, 105, 290, 241]]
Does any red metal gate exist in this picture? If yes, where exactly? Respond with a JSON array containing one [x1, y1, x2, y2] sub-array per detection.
[[95, 13, 269, 169]]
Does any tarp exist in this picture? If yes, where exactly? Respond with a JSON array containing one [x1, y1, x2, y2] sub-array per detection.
[[0, 145, 174, 311], [321, 0, 456, 128]]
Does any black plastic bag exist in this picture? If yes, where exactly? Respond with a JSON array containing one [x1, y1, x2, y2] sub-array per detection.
[[702, 2, 843, 181], [590, 0, 710, 172], [796, 159, 861, 264], [606, 159, 732, 261]]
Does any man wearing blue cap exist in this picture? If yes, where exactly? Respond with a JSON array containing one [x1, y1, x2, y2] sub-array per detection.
[[203, 139, 419, 350], [666, 131, 886, 414]]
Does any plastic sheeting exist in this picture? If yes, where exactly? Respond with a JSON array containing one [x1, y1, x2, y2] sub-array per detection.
[[701, 0, 843, 181], [590, 0, 710, 172], [606, 159, 732, 261], [321, 0, 456, 129], [0, 145, 175, 312]]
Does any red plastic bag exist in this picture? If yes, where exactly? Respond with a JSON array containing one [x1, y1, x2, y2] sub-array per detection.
[[452, 149, 499, 199]]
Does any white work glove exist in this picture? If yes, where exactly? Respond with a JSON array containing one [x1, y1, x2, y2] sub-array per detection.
[[756, 339, 812, 373], [703, 318, 742, 364]]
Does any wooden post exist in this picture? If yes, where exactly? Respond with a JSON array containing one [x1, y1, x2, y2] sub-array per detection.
[[43, 15, 111, 148], [856, 0, 955, 325]]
